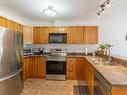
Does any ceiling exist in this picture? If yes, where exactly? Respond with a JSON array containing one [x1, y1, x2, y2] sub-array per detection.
[[0, 0, 102, 24]]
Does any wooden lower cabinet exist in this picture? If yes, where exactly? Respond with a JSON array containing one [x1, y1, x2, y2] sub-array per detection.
[[23, 56, 46, 80], [84, 58, 94, 95], [111, 87, 127, 95], [37, 57, 46, 78], [66, 58, 77, 80], [23, 57, 30, 80], [76, 58, 85, 80]]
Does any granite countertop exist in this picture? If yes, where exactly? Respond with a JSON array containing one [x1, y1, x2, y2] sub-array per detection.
[[24, 53, 127, 87], [85, 56, 127, 87], [23, 54, 47, 57], [67, 54, 127, 87]]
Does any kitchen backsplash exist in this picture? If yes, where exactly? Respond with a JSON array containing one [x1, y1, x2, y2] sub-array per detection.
[[24, 44, 98, 53]]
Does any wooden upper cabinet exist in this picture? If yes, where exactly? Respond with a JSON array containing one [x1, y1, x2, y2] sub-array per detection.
[[49, 27, 67, 33], [33, 27, 49, 44], [0, 16, 23, 32], [32, 26, 98, 44], [67, 26, 84, 44], [40, 27, 50, 44], [14, 22, 23, 32], [84, 26, 98, 44], [0, 17, 7, 27], [23, 26, 33, 44], [33, 27, 41, 44], [7, 20, 15, 30]]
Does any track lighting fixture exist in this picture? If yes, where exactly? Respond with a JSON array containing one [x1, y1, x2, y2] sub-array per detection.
[[97, 0, 111, 18]]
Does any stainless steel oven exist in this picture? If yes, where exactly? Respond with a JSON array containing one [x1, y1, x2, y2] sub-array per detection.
[[94, 70, 111, 95], [46, 59, 66, 80], [46, 48, 67, 80]]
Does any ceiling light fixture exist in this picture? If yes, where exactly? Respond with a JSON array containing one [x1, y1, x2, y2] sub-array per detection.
[[97, 0, 111, 18], [43, 6, 57, 17]]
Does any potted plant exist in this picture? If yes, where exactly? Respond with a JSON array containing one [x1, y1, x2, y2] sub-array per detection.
[[99, 43, 113, 55]]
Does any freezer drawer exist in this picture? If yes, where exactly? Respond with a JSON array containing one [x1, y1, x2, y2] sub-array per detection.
[[0, 70, 23, 95]]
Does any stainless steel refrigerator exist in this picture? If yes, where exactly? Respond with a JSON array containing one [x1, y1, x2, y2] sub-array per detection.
[[0, 26, 23, 95]]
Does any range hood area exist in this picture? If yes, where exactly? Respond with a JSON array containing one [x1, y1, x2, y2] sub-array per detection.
[[48, 33, 67, 44]]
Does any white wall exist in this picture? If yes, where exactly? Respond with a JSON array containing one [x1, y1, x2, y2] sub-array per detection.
[[98, 0, 127, 57]]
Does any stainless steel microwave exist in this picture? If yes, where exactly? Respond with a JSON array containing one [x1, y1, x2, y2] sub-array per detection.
[[49, 33, 67, 43]]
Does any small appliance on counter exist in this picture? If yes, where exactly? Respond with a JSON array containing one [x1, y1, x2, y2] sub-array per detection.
[[23, 48, 34, 55], [39, 47, 44, 54], [33, 47, 44, 55], [33, 48, 40, 55], [24, 47, 44, 55]]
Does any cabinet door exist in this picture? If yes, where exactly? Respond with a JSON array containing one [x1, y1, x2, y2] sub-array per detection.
[[7, 20, 15, 30], [33, 27, 41, 44], [84, 58, 88, 81], [23, 57, 30, 80], [37, 57, 46, 78], [49, 27, 67, 33], [29, 57, 38, 77], [84, 26, 98, 44], [40, 27, 50, 44], [89, 65, 94, 95], [14, 22, 23, 32], [67, 26, 84, 44], [33, 27, 50, 44], [23, 26, 33, 44], [0, 17, 7, 27], [66, 58, 77, 80], [76, 58, 85, 80], [33, 57, 38, 77], [29, 57, 34, 77]]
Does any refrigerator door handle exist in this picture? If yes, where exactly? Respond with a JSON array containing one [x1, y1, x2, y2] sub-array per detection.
[[0, 68, 22, 82]]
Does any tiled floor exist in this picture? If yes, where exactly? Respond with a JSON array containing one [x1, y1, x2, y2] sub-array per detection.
[[20, 78, 86, 95]]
